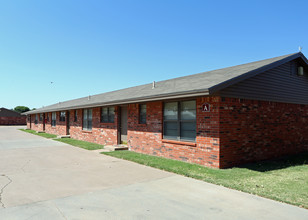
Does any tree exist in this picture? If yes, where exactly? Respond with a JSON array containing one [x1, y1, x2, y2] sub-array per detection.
[[14, 106, 30, 113]]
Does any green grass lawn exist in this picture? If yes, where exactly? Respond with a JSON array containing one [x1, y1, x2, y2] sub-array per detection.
[[20, 129, 104, 150], [54, 138, 104, 150], [103, 150, 308, 209], [19, 129, 57, 138]]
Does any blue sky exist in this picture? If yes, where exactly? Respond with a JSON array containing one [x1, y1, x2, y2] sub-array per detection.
[[1, 0, 307, 109]]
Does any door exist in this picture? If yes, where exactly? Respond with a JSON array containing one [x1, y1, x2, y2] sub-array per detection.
[[120, 106, 128, 144], [66, 111, 70, 135], [43, 114, 45, 131]]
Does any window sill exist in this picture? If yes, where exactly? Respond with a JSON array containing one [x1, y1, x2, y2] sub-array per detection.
[[162, 139, 196, 147], [82, 130, 92, 133]]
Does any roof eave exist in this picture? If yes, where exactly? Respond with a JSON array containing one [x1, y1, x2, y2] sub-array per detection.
[[23, 90, 210, 115]]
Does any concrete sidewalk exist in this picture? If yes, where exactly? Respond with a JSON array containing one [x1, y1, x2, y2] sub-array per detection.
[[0, 126, 307, 219]]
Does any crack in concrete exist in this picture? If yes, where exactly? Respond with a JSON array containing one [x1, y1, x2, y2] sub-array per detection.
[[21, 160, 31, 172], [0, 174, 12, 208], [54, 202, 68, 220]]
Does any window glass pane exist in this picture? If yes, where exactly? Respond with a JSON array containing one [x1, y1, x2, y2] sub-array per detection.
[[163, 121, 178, 139], [180, 122, 196, 141], [83, 109, 88, 120], [108, 116, 114, 123], [164, 102, 178, 120], [88, 109, 92, 120], [181, 122, 195, 131], [109, 107, 114, 122], [165, 121, 178, 130], [181, 100, 196, 120], [102, 108, 108, 122], [60, 111, 66, 121], [180, 130, 196, 141], [109, 107, 115, 115], [140, 115, 146, 124], [139, 104, 146, 124], [140, 104, 146, 113], [51, 112, 56, 127], [180, 131, 195, 141], [88, 120, 92, 130], [83, 109, 88, 130], [83, 119, 87, 129]]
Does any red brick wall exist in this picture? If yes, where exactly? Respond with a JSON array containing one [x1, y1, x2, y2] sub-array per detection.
[[28, 112, 66, 135], [69, 107, 118, 145], [219, 97, 308, 168], [128, 97, 221, 168], [0, 116, 26, 125], [28, 109, 119, 145], [29, 114, 44, 131], [45, 112, 67, 136], [26, 117, 30, 128], [26, 96, 308, 169]]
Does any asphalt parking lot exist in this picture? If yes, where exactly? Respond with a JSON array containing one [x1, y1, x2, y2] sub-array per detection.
[[0, 126, 307, 220]]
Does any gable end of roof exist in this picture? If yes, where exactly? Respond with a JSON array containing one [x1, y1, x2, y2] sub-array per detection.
[[208, 52, 307, 94]]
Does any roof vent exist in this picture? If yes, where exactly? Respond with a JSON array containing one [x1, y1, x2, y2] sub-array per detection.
[[299, 46, 303, 52], [152, 81, 155, 89], [88, 95, 91, 100], [298, 66, 304, 76]]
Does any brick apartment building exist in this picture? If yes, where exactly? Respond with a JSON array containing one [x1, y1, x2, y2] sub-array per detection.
[[0, 108, 26, 125], [24, 52, 308, 168]]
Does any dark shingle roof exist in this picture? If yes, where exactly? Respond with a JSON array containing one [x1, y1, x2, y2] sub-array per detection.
[[0, 108, 23, 117], [24, 52, 308, 115]]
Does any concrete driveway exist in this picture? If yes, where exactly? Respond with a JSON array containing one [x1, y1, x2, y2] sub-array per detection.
[[0, 126, 307, 220]]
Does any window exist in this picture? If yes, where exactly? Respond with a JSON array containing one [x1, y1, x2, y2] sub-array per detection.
[[51, 112, 56, 127], [47, 113, 49, 122], [59, 111, 66, 122], [74, 110, 77, 122], [83, 109, 92, 131], [39, 113, 43, 121], [163, 100, 196, 141], [101, 107, 114, 123], [139, 104, 146, 124], [35, 114, 38, 124]]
